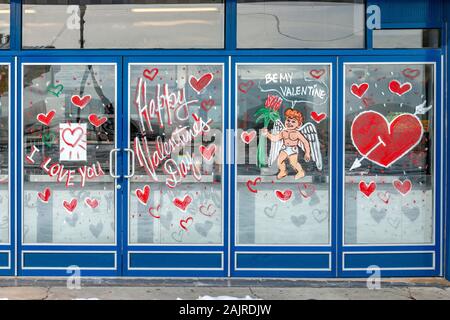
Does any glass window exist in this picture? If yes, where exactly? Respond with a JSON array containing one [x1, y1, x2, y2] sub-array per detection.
[[237, 0, 365, 49], [23, 0, 224, 49], [236, 64, 331, 245], [373, 29, 441, 49], [344, 63, 435, 245], [128, 63, 224, 245], [22, 63, 116, 244], [0, 64, 8, 243], [0, 1, 10, 49]]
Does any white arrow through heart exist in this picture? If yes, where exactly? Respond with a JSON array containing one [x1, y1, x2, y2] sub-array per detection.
[[350, 136, 386, 171]]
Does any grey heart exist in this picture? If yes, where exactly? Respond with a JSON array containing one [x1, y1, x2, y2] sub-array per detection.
[[65, 212, 79, 227], [160, 211, 173, 230], [195, 221, 213, 237], [388, 217, 401, 229], [312, 209, 327, 223], [370, 208, 387, 224], [89, 222, 103, 238], [171, 230, 184, 243], [402, 206, 420, 222], [291, 215, 307, 228], [264, 204, 278, 218], [308, 193, 320, 206]]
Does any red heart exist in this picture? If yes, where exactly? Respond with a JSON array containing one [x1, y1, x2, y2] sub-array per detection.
[[402, 68, 420, 80], [85, 198, 99, 209], [189, 73, 213, 94], [241, 131, 256, 144], [180, 217, 193, 231], [393, 179, 412, 196], [88, 114, 107, 127], [63, 198, 78, 213], [37, 110, 56, 126], [173, 195, 192, 211], [199, 144, 216, 161], [310, 69, 325, 79], [310, 111, 327, 123], [38, 188, 51, 203], [246, 177, 261, 193], [351, 83, 369, 99], [377, 191, 390, 204], [275, 189, 293, 202], [143, 68, 159, 81], [62, 127, 84, 148], [389, 80, 412, 96], [135, 185, 150, 205], [359, 181, 376, 198], [351, 111, 423, 167], [71, 95, 91, 109], [201, 99, 215, 112], [298, 183, 316, 199], [238, 80, 255, 94], [148, 204, 161, 219]]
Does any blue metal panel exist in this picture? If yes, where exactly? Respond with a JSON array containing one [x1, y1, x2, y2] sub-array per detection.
[[344, 252, 434, 269], [236, 253, 330, 270], [129, 252, 222, 269], [23, 252, 116, 269], [0, 252, 9, 267]]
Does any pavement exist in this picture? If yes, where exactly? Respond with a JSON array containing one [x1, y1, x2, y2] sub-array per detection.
[[0, 278, 449, 300]]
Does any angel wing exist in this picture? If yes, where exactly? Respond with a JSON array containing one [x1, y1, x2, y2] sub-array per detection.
[[298, 122, 323, 171], [268, 119, 285, 167]]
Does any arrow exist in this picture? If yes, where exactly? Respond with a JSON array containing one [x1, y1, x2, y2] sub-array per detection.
[[350, 136, 386, 171], [414, 100, 433, 115]]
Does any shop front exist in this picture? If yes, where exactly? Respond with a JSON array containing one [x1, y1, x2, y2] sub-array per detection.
[[0, 0, 447, 278]]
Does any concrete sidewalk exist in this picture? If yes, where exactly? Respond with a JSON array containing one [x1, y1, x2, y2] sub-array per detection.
[[0, 278, 449, 300]]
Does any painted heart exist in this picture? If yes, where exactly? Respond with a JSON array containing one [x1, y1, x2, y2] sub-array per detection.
[[173, 195, 192, 212], [351, 83, 369, 99], [89, 222, 103, 238], [377, 191, 390, 204], [298, 183, 316, 199], [359, 181, 376, 198], [389, 80, 412, 96], [310, 111, 327, 124], [135, 185, 150, 205], [264, 204, 278, 218], [275, 189, 293, 202], [309, 69, 325, 79], [47, 84, 64, 97], [238, 80, 255, 94], [65, 212, 78, 227], [308, 193, 320, 206], [388, 217, 401, 229], [199, 204, 216, 217], [200, 99, 215, 112], [246, 177, 261, 193], [171, 230, 184, 243], [42, 132, 56, 148], [149, 204, 161, 219], [291, 215, 307, 228], [199, 144, 216, 161], [241, 130, 256, 144], [37, 188, 51, 203], [402, 206, 420, 222], [63, 198, 78, 213], [37, 110, 56, 126], [71, 95, 92, 109], [189, 73, 213, 94], [351, 111, 423, 167], [402, 68, 420, 80], [393, 179, 412, 196], [312, 209, 328, 223], [370, 208, 387, 224], [85, 197, 99, 209], [143, 68, 159, 81], [195, 221, 213, 237], [62, 127, 84, 148], [88, 114, 107, 127], [180, 216, 193, 231]]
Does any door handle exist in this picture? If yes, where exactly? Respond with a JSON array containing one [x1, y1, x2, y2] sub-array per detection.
[[124, 148, 135, 179], [109, 148, 120, 179]]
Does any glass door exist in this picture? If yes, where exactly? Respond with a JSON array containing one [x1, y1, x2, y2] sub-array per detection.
[[338, 55, 442, 277], [18, 57, 121, 276], [123, 58, 228, 276]]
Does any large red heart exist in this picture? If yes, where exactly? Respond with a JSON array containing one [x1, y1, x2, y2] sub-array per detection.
[[351, 83, 369, 99], [189, 73, 213, 94], [62, 127, 84, 148], [63, 199, 78, 213], [88, 114, 107, 127], [37, 110, 56, 126], [389, 80, 412, 96], [71, 95, 91, 109], [351, 111, 423, 168], [199, 144, 216, 161], [38, 188, 51, 203], [173, 195, 192, 211], [135, 185, 150, 205]]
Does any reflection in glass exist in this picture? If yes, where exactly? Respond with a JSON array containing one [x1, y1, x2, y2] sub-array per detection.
[[22, 64, 116, 244], [128, 64, 223, 245], [236, 64, 331, 245], [0, 65, 8, 243], [344, 63, 435, 245], [23, 0, 224, 49], [0, 1, 10, 49]]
